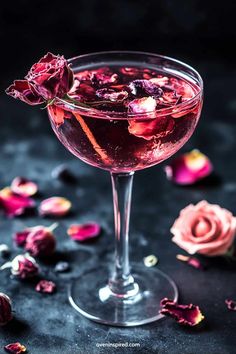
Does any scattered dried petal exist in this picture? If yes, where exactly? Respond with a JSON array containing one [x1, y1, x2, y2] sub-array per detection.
[[67, 222, 101, 242], [176, 254, 205, 270], [54, 261, 70, 273], [4, 342, 26, 354], [14, 230, 31, 247], [128, 115, 175, 140], [0, 187, 35, 217], [225, 299, 236, 311], [11, 177, 38, 197], [160, 298, 204, 326], [129, 79, 163, 98], [35, 280, 56, 294], [0, 293, 13, 326], [24, 225, 56, 257], [165, 149, 213, 185], [96, 88, 128, 102], [39, 197, 71, 217], [143, 254, 158, 267], [11, 254, 39, 279]]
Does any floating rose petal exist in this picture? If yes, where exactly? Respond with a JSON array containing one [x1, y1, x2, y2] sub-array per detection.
[[165, 149, 213, 185], [0, 187, 35, 217], [143, 255, 158, 267], [96, 88, 128, 102], [128, 97, 157, 114], [119, 67, 142, 77], [225, 299, 236, 311], [128, 115, 175, 140], [91, 71, 118, 87], [129, 79, 163, 98], [24, 224, 57, 257], [35, 280, 56, 294], [11, 254, 39, 279], [176, 254, 205, 270], [4, 342, 26, 354], [158, 91, 182, 107], [39, 197, 71, 217], [11, 177, 38, 197], [160, 298, 204, 326], [67, 222, 101, 242], [150, 76, 169, 87], [0, 293, 13, 326]]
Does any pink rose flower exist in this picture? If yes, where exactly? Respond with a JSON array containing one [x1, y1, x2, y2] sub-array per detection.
[[6, 52, 74, 104], [171, 200, 236, 256]]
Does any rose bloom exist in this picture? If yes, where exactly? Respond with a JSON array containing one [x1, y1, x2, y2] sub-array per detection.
[[171, 200, 236, 256]]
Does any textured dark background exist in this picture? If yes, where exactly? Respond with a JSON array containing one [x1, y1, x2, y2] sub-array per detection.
[[1, 1, 236, 353]]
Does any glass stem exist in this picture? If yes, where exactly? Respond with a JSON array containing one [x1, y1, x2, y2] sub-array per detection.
[[109, 172, 139, 298]]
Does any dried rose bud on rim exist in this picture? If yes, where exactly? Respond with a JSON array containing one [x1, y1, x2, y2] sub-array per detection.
[[6, 52, 74, 104]]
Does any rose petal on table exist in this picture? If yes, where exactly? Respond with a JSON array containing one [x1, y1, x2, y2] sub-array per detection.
[[225, 299, 236, 311], [39, 197, 71, 217], [11, 177, 38, 197], [176, 254, 205, 270], [35, 280, 56, 294], [67, 222, 101, 242], [0, 293, 13, 326], [165, 149, 213, 185], [160, 298, 204, 326], [4, 342, 26, 354], [11, 254, 39, 279], [0, 187, 35, 217]]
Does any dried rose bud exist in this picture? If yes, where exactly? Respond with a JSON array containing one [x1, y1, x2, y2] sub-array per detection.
[[0, 293, 13, 326], [11, 177, 38, 197], [176, 254, 205, 270], [67, 222, 101, 242], [35, 280, 56, 294], [0, 187, 35, 217], [4, 342, 26, 354], [39, 197, 71, 217], [225, 299, 236, 311], [160, 298, 204, 326], [165, 149, 213, 185], [11, 254, 39, 279], [24, 224, 57, 257]]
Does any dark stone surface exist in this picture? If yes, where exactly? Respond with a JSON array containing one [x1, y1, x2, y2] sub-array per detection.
[[0, 60, 236, 354]]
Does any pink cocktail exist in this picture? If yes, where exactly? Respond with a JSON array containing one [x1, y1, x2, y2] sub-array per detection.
[[48, 52, 203, 326]]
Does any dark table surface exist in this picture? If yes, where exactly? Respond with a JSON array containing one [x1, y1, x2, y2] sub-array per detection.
[[0, 60, 236, 354]]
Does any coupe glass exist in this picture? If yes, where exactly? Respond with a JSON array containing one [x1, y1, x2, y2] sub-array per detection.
[[47, 51, 203, 326]]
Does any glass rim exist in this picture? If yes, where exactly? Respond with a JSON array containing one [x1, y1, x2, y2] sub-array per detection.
[[56, 50, 203, 119]]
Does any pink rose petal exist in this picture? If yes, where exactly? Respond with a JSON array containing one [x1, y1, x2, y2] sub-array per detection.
[[0, 187, 35, 217], [11, 177, 38, 197], [4, 342, 26, 354], [160, 298, 204, 326], [165, 149, 213, 185], [67, 222, 101, 242], [35, 280, 56, 294], [39, 197, 71, 217], [128, 97, 157, 114], [176, 254, 205, 270]]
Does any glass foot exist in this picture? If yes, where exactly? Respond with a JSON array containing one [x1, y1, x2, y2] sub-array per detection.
[[68, 263, 178, 327]]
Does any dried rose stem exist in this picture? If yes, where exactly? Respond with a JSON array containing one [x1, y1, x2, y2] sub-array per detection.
[[74, 113, 111, 164], [47, 223, 59, 232]]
